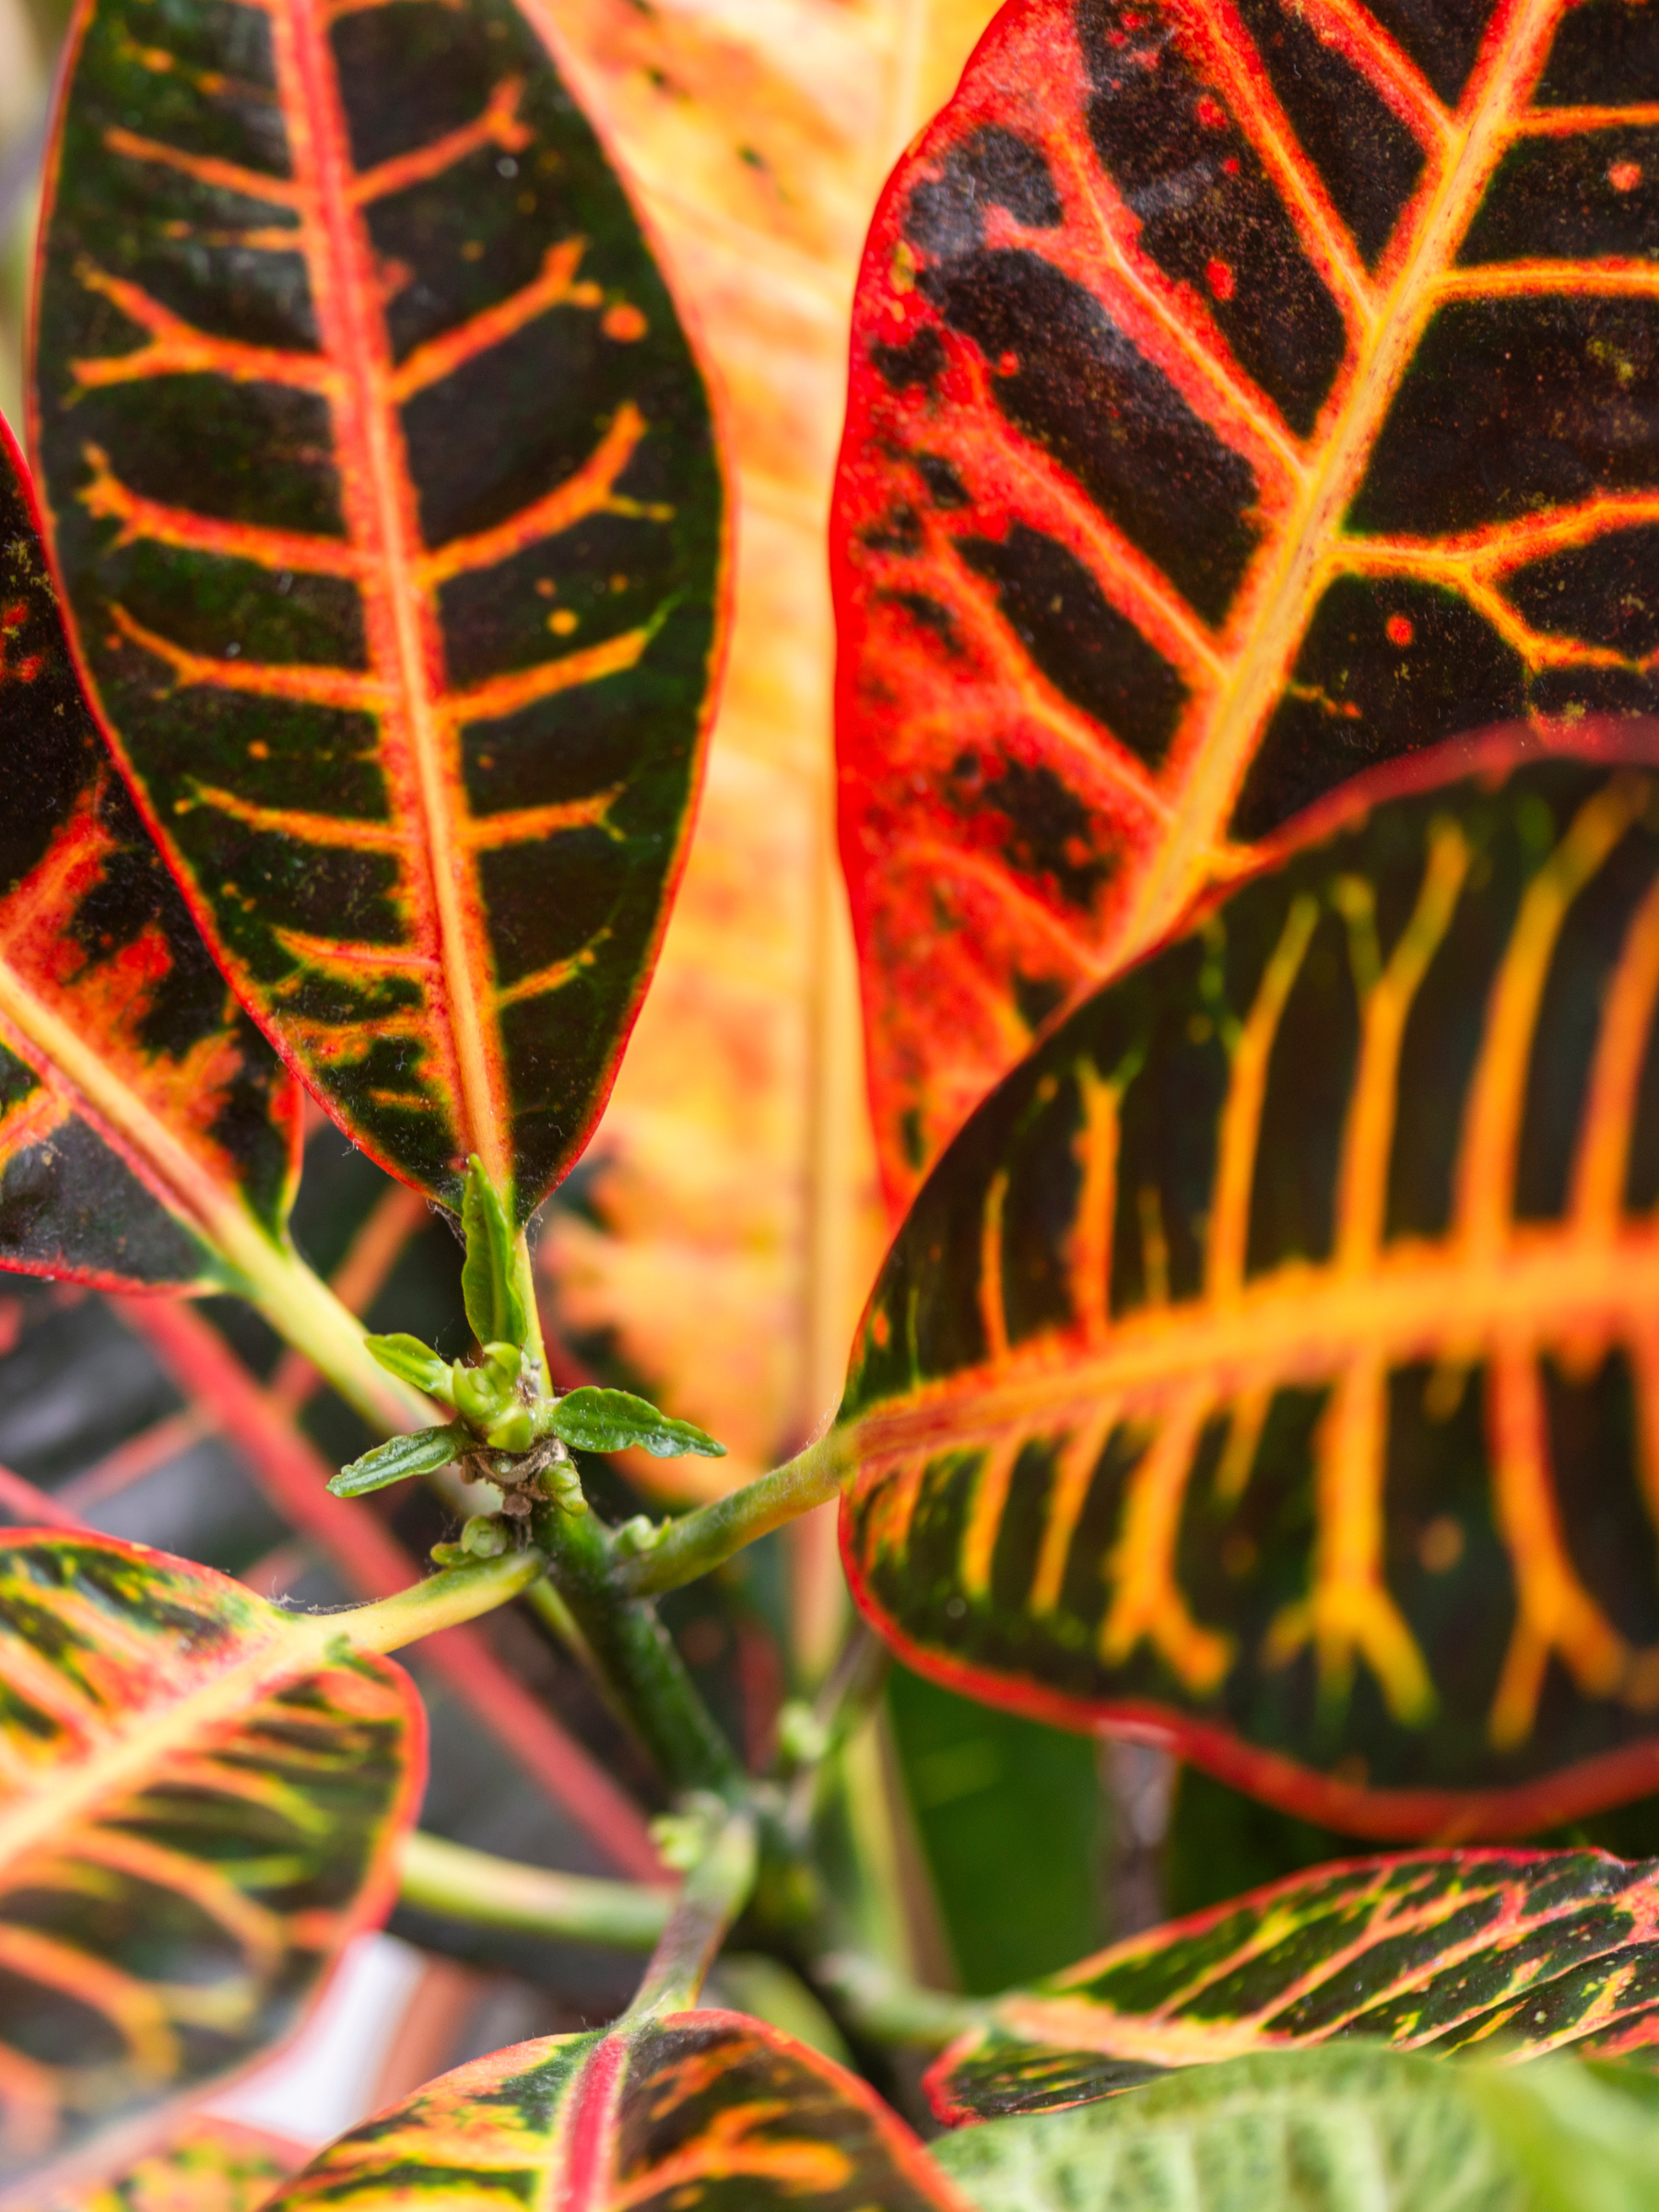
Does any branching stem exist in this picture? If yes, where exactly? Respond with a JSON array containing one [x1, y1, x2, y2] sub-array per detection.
[[619, 1429, 852, 1597], [629, 1806, 758, 2017]]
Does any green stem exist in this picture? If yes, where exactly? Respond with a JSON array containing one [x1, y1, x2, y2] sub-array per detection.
[[531, 1500, 742, 1797], [628, 1807, 758, 2018], [336, 1544, 546, 1653], [619, 1429, 851, 1598], [399, 1830, 672, 1948], [813, 1949, 988, 2049], [224, 1228, 434, 1436]]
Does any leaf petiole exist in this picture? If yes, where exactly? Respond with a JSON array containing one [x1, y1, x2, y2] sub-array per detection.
[[627, 1804, 758, 2017], [398, 1830, 674, 1949], [616, 1427, 852, 1595]]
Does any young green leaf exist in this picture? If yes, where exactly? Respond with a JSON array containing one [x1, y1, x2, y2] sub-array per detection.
[[549, 1386, 726, 1459], [0, 1532, 421, 2192], [838, 734, 1659, 1835], [265, 2009, 969, 2212], [0, 415, 299, 1291], [835, 0, 1659, 1213], [462, 1158, 526, 1350], [926, 1848, 1659, 2125], [929, 2047, 1659, 2212], [365, 1332, 453, 1400], [31, 0, 726, 1224], [331, 1423, 469, 1499]]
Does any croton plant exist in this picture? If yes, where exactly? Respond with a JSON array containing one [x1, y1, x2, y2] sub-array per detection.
[[9, 0, 1659, 2202]]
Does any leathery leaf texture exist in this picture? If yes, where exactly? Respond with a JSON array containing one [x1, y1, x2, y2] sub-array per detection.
[[31, 0, 726, 1222], [265, 2008, 971, 2212], [930, 2043, 1659, 2212], [38, 2119, 304, 2212], [0, 1531, 421, 2189], [835, 0, 1659, 1206], [840, 730, 1659, 1835], [926, 1847, 1659, 2124], [0, 418, 297, 1288]]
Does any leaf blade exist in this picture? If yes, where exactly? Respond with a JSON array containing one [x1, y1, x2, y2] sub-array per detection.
[[0, 418, 300, 1289], [837, 733, 1659, 1833], [0, 1531, 421, 2191], [31, 0, 727, 1222], [834, 0, 1659, 1207], [925, 1847, 1659, 2125], [549, 1385, 725, 1458], [265, 2007, 970, 2212], [329, 1421, 467, 1497]]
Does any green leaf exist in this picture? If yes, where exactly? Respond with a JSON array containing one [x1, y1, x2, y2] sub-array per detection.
[[838, 737, 1659, 1834], [31, 0, 726, 1223], [462, 1158, 526, 1350], [888, 1661, 1103, 1994], [925, 1847, 1659, 2127], [330, 1423, 467, 1498], [365, 1332, 453, 1400], [0, 1532, 420, 2192], [265, 2008, 969, 2212], [928, 2047, 1659, 2212], [549, 1385, 725, 1458], [0, 413, 298, 1292]]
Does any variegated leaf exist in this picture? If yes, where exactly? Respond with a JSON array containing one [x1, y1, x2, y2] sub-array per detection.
[[0, 415, 298, 1289], [31, 0, 726, 1222], [926, 1847, 1659, 2123], [835, 0, 1659, 1208], [0, 1530, 421, 2190], [266, 2008, 970, 2212], [35, 2119, 303, 2212], [839, 732, 1659, 1834]]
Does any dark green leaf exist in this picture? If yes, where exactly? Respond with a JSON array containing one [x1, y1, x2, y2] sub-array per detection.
[[926, 1848, 1659, 2126], [0, 417, 298, 1289], [839, 737, 1659, 1834], [330, 1423, 467, 1498], [550, 1385, 725, 1458], [888, 1661, 1103, 1994], [32, 0, 726, 1220]]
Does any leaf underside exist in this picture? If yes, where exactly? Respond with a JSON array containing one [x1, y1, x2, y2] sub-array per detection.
[[926, 1847, 1659, 2124], [32, 0, 725, 1222], [0, 420, 297, 1288], [0, 1533, 421, 2189], [929, 2045, 1545, 2212], [834, 0, 1659, 1208], [266, 2007, 969, 2212], [840, 734, 1659, 1834]]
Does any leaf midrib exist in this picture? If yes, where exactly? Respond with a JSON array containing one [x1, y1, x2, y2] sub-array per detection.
[[849, 1222, 1659, 1448], [1114, 0, 1567, 961]]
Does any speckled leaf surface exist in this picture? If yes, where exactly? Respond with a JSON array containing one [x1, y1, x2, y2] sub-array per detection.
[[31, 0, 725, 1221], [839, 730, 1659, 1835], [36, 2119, 304, 2212], [926, 1848, 1659, 2123], [835, 0, 1659, 1208], [266, 2008, 970, 2212], [0, 418, 297, 1289], [0, 1531, 421, 2191]]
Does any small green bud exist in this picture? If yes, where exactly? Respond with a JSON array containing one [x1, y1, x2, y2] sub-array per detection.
[[429, 1539, 468, 1568], [544, 1457, 588, 1516], [775, 1700, 830, 1768], [483, 1341, 523, 1386], [613, 1513, 665, 1558], [460, 1514, 509, 1558], [452, 1360, 507, 1429], [484, 1406, 534, 1453]]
